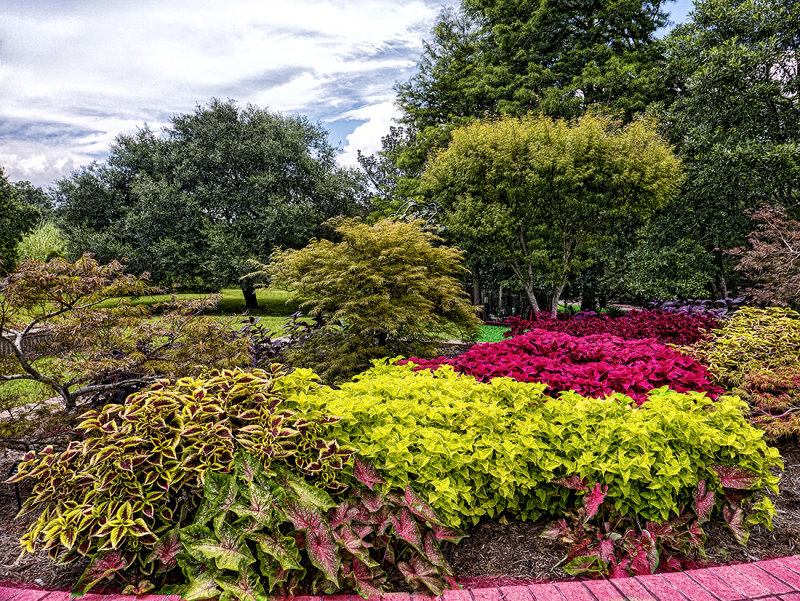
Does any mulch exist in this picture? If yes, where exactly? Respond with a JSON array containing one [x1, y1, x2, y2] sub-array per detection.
[[0, 433, 797, 592]]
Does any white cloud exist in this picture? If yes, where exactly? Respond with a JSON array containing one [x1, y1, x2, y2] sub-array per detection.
[[335, 100, 402, 166], [0, 0, 456, 186]]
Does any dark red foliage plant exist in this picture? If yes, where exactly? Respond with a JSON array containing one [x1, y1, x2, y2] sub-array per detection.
[[406, 329, 723, 405], [503, 310, 718, 345]]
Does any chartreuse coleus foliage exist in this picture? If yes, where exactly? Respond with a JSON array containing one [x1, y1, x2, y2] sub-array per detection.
[[288, 361, 781, 536], [177, 452, 462, 601], [541, 467, 775, 578], [689, 307, 800, 388], [8, 367, 352, 595]]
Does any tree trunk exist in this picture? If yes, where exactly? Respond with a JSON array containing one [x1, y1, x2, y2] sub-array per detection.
[[471, 262, 481, 306], [550, 283, 566, 318], [716, 250, 729, 299], [523, 283, 541, 314], [242, 285, 259, 310]]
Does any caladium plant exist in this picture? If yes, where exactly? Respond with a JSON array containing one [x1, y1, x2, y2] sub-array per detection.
[[543, 468, 777, 578], [176, 452, 462, 601]]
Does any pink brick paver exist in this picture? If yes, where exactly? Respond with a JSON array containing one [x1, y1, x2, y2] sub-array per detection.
[[3, 555, 800, 601]]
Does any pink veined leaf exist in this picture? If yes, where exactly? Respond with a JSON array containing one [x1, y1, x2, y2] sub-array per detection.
[[540, 519, 570, 540], [305, 525, 340, 587], [390, 508, 424, 551], [595, 538, 616, 564], [692, 480, 715, 524], [284, 499, 326, 532], [122, 580, 154, 596], [336, 524, 374, 565], [353, 456, 385, 490], [583, 483, 609, 521], [431, 522, 466, 544], [563, 555, 602, 576], [723, 502, 750, 546], [628, 546, 655, 576], [423, 532, 452, 574], [329, 501, 356, 528], [405, 486, 445, 526], [360, 490, 385, 513], [146, 528, 182, 572], [610, 562, 629, 579], [710, 465, 760, 490], [398, 556, 445, 596], [73, 551, 133, 595]]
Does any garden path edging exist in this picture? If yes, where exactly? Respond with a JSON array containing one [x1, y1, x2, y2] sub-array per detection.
[[2, 555, 800, 601]]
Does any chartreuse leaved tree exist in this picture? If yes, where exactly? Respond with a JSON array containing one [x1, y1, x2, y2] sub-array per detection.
[[248, 218, 481, 382], [423, 113, 683, 316]]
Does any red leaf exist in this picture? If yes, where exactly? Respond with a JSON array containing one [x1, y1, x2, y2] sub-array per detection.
[[711, 465, 760, 490], [692, 480, 715, 523], [353, 457, 384, 490], [146, 529, 182, 572], [554, 475, 589, 491], [73, 551, 133, 595], [390, 508, 424, 550], [431, 522, 466, 544], [305, 525, 340, 586], [405, 486, 445, 525], [723, 502, 750, 545], [284, 499, 326, 532], [583, 483, 608, 521]]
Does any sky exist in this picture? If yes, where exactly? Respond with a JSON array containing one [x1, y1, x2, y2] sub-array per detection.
[[0, 0, 694, 189]]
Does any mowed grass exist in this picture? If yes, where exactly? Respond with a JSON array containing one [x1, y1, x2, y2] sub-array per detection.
[[95, 287, 303, 316]]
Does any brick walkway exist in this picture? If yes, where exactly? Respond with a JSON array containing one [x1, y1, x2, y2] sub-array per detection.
[[2, 556, 800, 601]]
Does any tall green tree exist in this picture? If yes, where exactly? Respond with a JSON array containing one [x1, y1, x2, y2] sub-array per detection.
[[0, 168, 39, 274], [57, 99, 368, 307], [423, 114, 682, 316], [651, 0, 800, 296]]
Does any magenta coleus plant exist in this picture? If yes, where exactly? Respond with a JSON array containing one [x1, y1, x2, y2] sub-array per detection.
[[504, 310, 718, 345], [406, 329, 723, 404]]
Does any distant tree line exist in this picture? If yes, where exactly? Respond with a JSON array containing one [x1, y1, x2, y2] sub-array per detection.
[[3, 0, 799, 312]]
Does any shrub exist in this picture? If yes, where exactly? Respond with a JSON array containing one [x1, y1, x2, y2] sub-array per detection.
[[289, 361, 780, 534], [733, 367, 800, 440], [646, 297, 744, 319], [16, 222, 67, 262], [689, 306, 800, 388], [0, 254, 248, 413], [247, 218, 481, 382], [503, 310, 718, 345], [10, 367, 353, 593], [175, 453, 460, 601], [408, 329, 722, 404]]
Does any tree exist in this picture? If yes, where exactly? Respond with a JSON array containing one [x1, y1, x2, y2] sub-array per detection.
[[0, 254, 248, 413], [0, 168, 40, 274], [654, 0, 800, 294], [423, 113, 682, 316], [730, 205, 800, 308], [57, 99, 368, 307], [249, 218, 481, 382]]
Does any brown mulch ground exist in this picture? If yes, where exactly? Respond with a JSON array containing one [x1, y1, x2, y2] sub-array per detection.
[[1, 436, 797, 591]]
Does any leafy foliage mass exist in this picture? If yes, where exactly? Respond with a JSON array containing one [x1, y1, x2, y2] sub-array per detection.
[[689, 307, 800, 389], [177, 453, 460, 601], [646, 297, 744, 319], [735, 367, 800, 441], [10, 367, 353, 592], [407, 329, 722, 405], [503, 310, 718, 345], [0, 254, 248, 413], [251, 218, 480, 382], [289, 362, 780, 532]]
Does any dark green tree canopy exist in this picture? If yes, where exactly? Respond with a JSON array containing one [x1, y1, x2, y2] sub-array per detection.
[[57, 99, 368, 305], [0, 168, 40, 274]]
